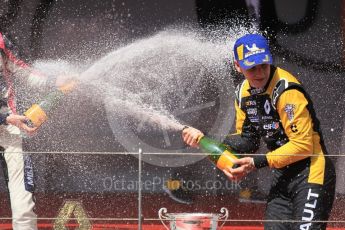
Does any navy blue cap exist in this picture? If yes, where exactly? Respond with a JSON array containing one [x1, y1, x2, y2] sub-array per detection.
[[233, 34, 272, 70]]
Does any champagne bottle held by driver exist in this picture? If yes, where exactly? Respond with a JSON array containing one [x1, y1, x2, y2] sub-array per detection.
[[24, 80, 77, 128]]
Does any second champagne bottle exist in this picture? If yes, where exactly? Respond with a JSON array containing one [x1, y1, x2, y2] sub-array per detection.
[[24, 80, 77, 128]]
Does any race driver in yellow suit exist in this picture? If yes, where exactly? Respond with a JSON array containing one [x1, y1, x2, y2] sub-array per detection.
[[182, 34, 336, 230]]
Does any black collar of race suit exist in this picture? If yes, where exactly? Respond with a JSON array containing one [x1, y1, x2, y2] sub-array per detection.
[[247, 65, 276, 95]]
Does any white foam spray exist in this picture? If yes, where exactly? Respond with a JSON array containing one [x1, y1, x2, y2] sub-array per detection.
[[28, 26, 255, 167]]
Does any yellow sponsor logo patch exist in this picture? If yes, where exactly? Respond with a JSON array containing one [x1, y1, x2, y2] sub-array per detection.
[[237, 44, 244, 60]]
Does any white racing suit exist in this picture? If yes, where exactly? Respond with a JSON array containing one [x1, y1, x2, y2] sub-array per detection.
[[0, 125, 36, 230], [0, 32, 45, 230]]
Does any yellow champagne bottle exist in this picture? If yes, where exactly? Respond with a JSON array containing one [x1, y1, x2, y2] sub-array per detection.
[[24, 80, 77, 127], [197, 135, 239, 170]]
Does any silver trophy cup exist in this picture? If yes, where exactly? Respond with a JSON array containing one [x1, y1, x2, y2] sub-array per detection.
[[158, 207, 229, 230]]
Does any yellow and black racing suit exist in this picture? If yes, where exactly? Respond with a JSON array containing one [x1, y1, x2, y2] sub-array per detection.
[[223, 65, 336, 230]]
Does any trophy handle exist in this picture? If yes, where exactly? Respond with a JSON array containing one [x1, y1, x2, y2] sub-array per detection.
[[158, 208, 170, 230], [218, 207, 229, 229]]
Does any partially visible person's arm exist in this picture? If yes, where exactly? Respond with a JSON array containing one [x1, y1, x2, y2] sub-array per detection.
[[1, 34, 48, 86]]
